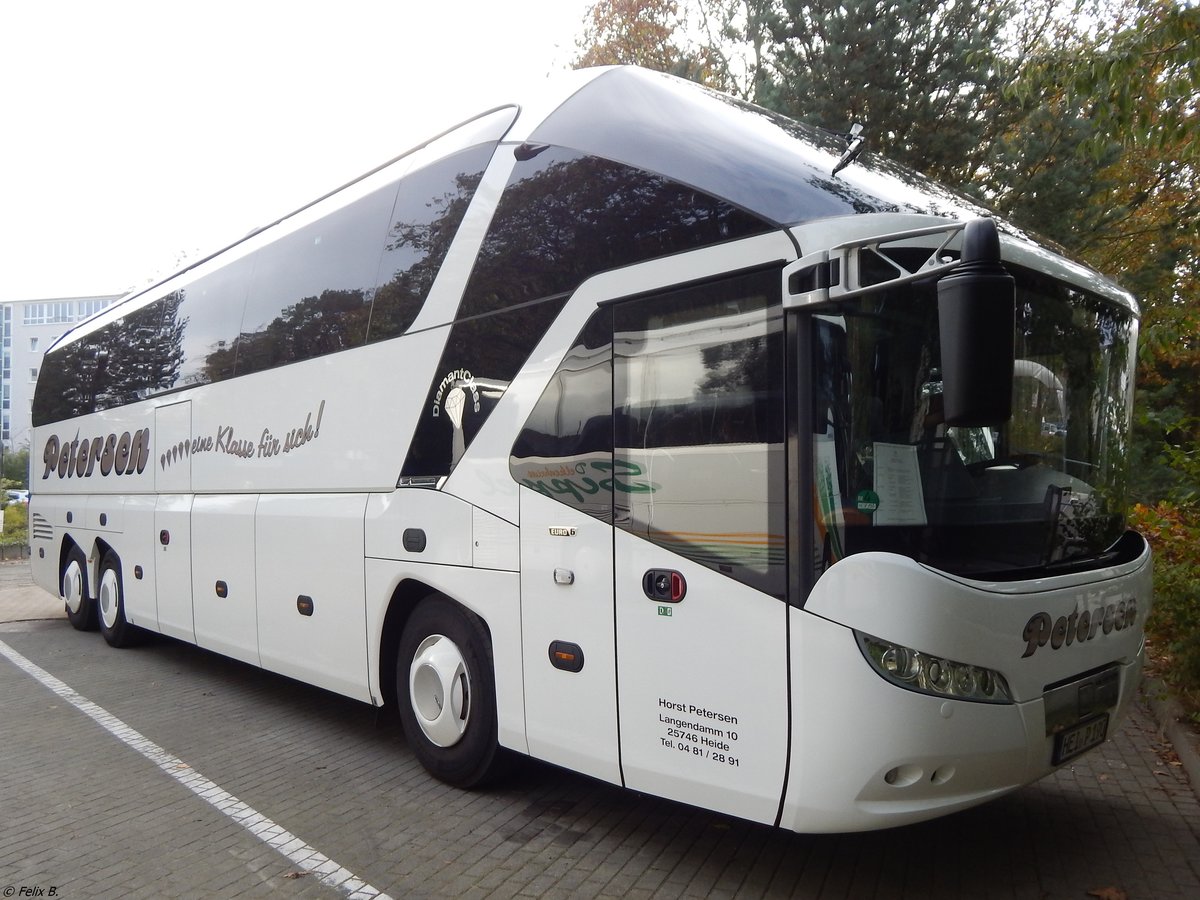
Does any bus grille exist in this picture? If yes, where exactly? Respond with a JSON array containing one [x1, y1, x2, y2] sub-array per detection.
[[31, 513, 54, 542]]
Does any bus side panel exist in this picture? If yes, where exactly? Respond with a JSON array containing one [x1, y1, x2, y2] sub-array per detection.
[[185, 331, 448, 496], [28, 493, 71, 598], [28, 524, 58, 599], [85, 494, 125, 534], [256, 493, 372, 703], [364, 490, 473, 568], [155, 402, 192, 493], [120, 495, 159, 632], [154, 494, 195, 643], [193, 494, 260, 667]]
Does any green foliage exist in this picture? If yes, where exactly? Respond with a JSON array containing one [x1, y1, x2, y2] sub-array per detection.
[[756, 0, 1017, 183], [1014, 0, 1200, 163], [2, 447, 29, 488], [1, 500, 28, 548], [1129, 502, 1200, 693]]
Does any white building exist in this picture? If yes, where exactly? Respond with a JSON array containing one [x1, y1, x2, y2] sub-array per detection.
[[2, 294, 122, 451]]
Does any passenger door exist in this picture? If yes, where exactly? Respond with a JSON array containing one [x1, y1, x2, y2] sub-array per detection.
[[610, 271, 792, 825], [515, 307, 621, 784]]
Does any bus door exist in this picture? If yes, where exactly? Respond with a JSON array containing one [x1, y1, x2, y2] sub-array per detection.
[[516, 307, 622, 784], [610, 270, 791, 826], [519, 489, 619, 784]]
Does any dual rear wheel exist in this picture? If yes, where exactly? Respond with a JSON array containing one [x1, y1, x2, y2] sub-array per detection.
[[62, 546, 140, 647]]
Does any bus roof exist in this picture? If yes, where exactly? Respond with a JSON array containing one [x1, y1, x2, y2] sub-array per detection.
[[523, 66, 990, 229]]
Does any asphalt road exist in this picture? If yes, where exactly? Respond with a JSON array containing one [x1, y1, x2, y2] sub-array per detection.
[[2, 560, 1199, 899]]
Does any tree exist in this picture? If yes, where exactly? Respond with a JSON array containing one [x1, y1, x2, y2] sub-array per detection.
[[756, 0, 1017, 182], [995, 1, 1200, 500], [1, 446, 29, 489], [574, 0, 690, 71], [1019, 0, 1199, 164]]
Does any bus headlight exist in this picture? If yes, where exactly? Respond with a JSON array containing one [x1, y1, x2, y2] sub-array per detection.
[[855, 632, 1013, 704]]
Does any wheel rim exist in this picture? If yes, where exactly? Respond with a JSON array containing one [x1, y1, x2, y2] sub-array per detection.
[[408, 634, 471, 748], [63, 559, 85, 615], [98, 566, 120, 630]]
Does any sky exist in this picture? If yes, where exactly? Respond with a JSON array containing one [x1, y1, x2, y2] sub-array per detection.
[[0, 0, 594, 302]]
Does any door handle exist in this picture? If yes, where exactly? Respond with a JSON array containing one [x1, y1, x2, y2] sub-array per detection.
[[643, 569, 686, 603]]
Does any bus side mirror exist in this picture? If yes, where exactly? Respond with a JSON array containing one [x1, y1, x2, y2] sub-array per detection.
[[937, 218, 1015, 426]]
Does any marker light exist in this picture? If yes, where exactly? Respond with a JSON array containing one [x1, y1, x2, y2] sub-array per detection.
[[856, 632, 1013, 704]]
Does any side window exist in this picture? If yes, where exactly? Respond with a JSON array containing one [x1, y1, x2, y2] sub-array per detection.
[[368, 144, 495, 343], [457, 147, 771, 321], [510, 309, 614, 521], [31, 291, 186, 424], [613, 270, 786, 597], [32, 340, 93, 424], [173, 256, 256, 387], [95, 293, 186, 409], [235, 181, 399, 376]]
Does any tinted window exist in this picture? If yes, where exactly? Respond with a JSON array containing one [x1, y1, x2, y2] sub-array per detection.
[[400, 297, 568, 478], [510, 309, 614, 521], [32, 291, 187, 425], [613, 270, 785, 596], [457, 147, 771, 320], [94, 293, 186, 408], [32, 340, 97, 424], [368, 144, 494, 342], [234, 182, 399, 376], [174, 256, 255, 387], [529, 66, 987, 227]]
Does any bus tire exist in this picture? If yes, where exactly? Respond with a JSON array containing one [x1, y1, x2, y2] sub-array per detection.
[[397, 595, 504, 788], [62, 545, 96, 631], [97, 551, 141, 648]]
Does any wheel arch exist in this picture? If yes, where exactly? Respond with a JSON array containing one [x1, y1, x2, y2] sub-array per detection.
[[377, 577, 494, 711], [58, 534, 88, 593], [59, 534, 123, 597], [94, 536, 118, 571]]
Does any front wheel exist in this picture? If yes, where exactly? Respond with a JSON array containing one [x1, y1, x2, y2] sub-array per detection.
[[97, 551, 141, 648], [62, 546, 96, 631], [396, 595, 505, 787]]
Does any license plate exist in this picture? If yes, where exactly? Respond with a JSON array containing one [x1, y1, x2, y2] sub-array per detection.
[[1053, 713, 1109, 765]]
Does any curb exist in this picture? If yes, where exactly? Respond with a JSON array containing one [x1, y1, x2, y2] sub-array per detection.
[[1142, 677, 1200, 793]]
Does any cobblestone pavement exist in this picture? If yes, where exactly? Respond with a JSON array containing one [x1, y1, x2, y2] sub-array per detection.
[[2, 560, 1199, 899]]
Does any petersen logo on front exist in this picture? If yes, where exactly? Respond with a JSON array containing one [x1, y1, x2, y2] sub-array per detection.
[[1021, 594, 1138, 659]]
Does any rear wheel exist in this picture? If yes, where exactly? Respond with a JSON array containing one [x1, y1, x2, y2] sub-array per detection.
[[62, 546, 96, 631], [396, 595, 504, 787], [97, 551, 141, 648]]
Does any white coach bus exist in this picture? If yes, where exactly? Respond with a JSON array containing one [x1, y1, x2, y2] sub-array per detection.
[[30, 66, 1150, 832]]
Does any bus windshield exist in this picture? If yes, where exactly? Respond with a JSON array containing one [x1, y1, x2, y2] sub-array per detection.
[[812, 266, 1137, 579]]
